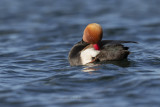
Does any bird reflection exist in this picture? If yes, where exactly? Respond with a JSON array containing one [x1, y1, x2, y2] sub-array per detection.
[[82, 59, 131, 72], [82, 63, 100, 72], [101, 59, 131, 67]]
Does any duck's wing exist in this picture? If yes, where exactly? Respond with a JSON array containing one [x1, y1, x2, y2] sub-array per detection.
[[94, 40, 137, 62], [95, 43, 130, 62]]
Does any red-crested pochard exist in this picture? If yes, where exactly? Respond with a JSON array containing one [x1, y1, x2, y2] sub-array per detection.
[[68, 23, 136, 66]]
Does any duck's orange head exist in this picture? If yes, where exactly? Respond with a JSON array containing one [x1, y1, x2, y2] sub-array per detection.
[[83, 23, 103, 44]]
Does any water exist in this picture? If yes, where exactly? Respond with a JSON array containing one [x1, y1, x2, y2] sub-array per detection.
[[0, 0, 160, 107]]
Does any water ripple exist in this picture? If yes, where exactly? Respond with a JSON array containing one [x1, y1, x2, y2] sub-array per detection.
[[0, 0, 160, 107]]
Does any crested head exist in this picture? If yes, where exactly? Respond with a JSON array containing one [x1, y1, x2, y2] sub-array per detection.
[[83, 23, 103, 44]]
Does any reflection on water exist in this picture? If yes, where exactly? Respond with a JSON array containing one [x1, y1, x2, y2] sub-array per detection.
[[82, 64, 100, 72], [83, 60, 131, 72], [102, 59, 132, 67]]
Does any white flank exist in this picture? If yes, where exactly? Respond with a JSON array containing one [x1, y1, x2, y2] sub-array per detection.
[[80, 48, 100, 65]]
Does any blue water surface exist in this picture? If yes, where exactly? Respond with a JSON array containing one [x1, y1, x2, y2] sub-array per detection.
[[0, 0, 160, 107]]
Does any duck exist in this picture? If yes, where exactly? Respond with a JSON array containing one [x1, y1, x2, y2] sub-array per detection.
[[68, 23, 136, 66]]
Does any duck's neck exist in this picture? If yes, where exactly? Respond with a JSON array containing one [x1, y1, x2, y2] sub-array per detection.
[[93, 44, 100, 50]]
